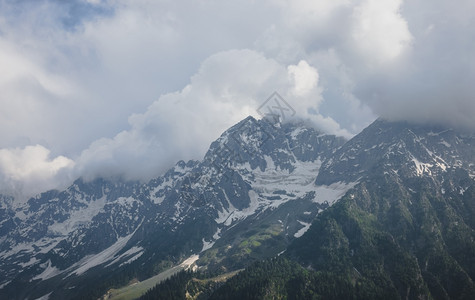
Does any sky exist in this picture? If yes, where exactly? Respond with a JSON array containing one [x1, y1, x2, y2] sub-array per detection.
[[0, 0, 474, 200]]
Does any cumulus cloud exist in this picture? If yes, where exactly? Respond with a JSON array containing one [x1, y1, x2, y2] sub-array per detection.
[[75, 50, 348, 181], [0, 0, 474, 199], [0, 0, 274, 155], [288, 60, 320, 97], [350, 0, 413, 64], [264, 0, 474, 130], [0, 145, 75, 201]]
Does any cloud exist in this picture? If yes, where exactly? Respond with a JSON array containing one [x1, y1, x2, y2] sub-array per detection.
[[0, 0, 474, 199], [352, 0, 475, 130], [0, 0, 278, 155], [350, 0, 413, 64], [0, 145, 75, 201], [263, 0, 474, 131], [288, 60, 320, 97], [75, 50, 349, 181]]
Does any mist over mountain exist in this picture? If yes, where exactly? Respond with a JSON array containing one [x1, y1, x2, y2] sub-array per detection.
[[1, 1, 474, 299], [1, 0, 474, 202]]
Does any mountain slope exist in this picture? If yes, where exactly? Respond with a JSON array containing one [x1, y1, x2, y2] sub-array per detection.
[[2, 117, 473, 300], [214, 119, 475, 300], [290, 120, 475, 299], [0, 116, 348, 300]]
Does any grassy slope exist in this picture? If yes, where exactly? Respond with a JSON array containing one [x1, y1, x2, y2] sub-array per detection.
[[105, 265, 184, 300]]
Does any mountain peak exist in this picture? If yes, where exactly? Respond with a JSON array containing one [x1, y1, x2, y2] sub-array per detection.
[[316, 118, 475, 185], [2, 116, 473, 300]]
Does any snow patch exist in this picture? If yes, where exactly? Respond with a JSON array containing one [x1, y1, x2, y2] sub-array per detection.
[[115, 196, 138, 206], [290, 127, 306, 139], [294, 221, 311, 238], [19, 256, 39, 268], [174, 163, 193, 174], [201, 227, 222, 252], [412, 157, 433, 176], [106, 246, 144, 267], [201, 239, 215, 252], [264, 155, 276, 170], [33, 260, 60, 281], [48, 195, 107, 236], [0, 237, 63, 260], [215, 159, 354, 225], [215, 188, 238, 225], [150, 180, 174, 204], [313, 181, 357, 205], [428, 130, 449, 136], [34, 292, 52, 300], [247, 159, 322, 201], [0, 280, 11, 289], [119, 251, 144, 267], [216, 190, 260, 226], [213, 228, 222, 240], [69, 222, 142, 276]]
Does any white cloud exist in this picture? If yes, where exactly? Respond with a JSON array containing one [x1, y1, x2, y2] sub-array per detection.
[[267, 0, 474, 130], [353, 0, 475, 129], [0, 0, 474, 199], [0, 145, 74, 201], [75, 49, 281, 181], [288, 60, 320, 97], [75, 50, 349, 181], [350, 0, 413, 64]]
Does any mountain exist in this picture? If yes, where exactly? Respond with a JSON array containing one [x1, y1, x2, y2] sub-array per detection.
[[0, 116, 347, 300], [209, 119, 475, 300], [1, 117, 473, 300]]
